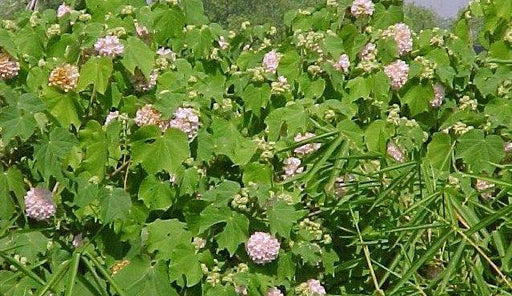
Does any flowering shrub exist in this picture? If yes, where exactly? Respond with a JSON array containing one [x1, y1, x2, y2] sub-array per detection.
[[1, 0, 512, 295]]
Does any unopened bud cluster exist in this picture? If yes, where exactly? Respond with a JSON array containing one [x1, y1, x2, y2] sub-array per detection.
[[231, 188, 251, 210], [414, 56, 436, 80]]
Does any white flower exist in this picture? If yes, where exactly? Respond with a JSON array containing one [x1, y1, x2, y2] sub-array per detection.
[[218, 36, 229, 50]]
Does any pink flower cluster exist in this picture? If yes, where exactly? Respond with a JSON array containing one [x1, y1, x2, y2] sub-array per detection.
[[135, 104, 162, 127], [266, 287, 284, 296], [246, 232, 280, 264], [384, 60, 409, 90], [431, 84, 445, 108], [294, 133, 321, 156], [334, 54, 350, 73], [263, 50, 280, 73], [94, 36, 124, 57], [306, 279, 326, 295], [383, 23, 413, 56], [387, 141, 405, 163], [168, 107, 200, 139], [57, 4, 73, 18], [24, 188, 57, 221], [360, 42, 377, 61], [282, 157, 304, 178], [505, 142, 512, 153], [350, 0, 375, 18]]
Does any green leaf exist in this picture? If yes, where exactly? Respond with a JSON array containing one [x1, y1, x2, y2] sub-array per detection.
[[456, 129, 504, 173], [242, 84, 271, 117], [168, 245, 202, 287], [210, 119, 257, 165], [131, 126, 190, 175], [183, 0, 209, 25], [277, 252, 295, 281], [146, 219, 192, 260], [402, 84, 433, 116], [77, 56, 113, 95], [267, 201, 307, 239], [100, 188, 131, 224], [42, 87, 82, 127], [426, 132, 453, 173], [364, 120, 391, 152], [78, 121, 108, 179], [265, 104, 308, 141], [0, 167, 24, 220], [217, 212, 249, 255], [113, 256, 178, 296], [121, 37, 155, 78], [34, 127, 79, 179], [0, 231, 49, 262], [243, 163, 273, 187], [0, 106, 37, 142], [138, 175, 174, 210], [198, 206, 231, 233], [154, 7, 185, 44]]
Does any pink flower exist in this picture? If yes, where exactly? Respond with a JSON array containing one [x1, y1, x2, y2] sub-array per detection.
[[431, 84, 445, 108], [94, 35, 124, 57], [72, 234, 83, 248], [351, 0, 375, 17], [135, 22, 149, 38], [246, 232, 280, 264], [383, 23, 413, 56], [307, 279, 326, 295], [505, 142, 512, 153], [263, 50, 280, 73], [266, 287, 284, 296], [57, 4, 73, 18], [24, 188, 57, 221], [105, 111, 120, 126], [135, 104, 162, 127], [294, 133, 321, 156], [384, 60, 409, 90], [168, 107, 200, 139], [334, 54, 350, 73], [282, 157, 304, 178], [387, 141, 405, 163]]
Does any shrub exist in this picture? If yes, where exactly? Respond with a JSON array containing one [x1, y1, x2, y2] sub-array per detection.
[[0, 0, 512, 295]]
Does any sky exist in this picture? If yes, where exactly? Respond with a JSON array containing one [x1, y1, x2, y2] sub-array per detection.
[[404, 0, 471, 18]]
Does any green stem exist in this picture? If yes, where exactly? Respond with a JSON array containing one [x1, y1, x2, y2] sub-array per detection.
[[66, 252, 81, 296], [36, 260, 71, 296], [84, 252, 127, 296], [81, 257, 109, 296]]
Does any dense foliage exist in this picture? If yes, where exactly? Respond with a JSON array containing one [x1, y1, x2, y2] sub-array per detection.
[[1, 0, 512, 295]]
